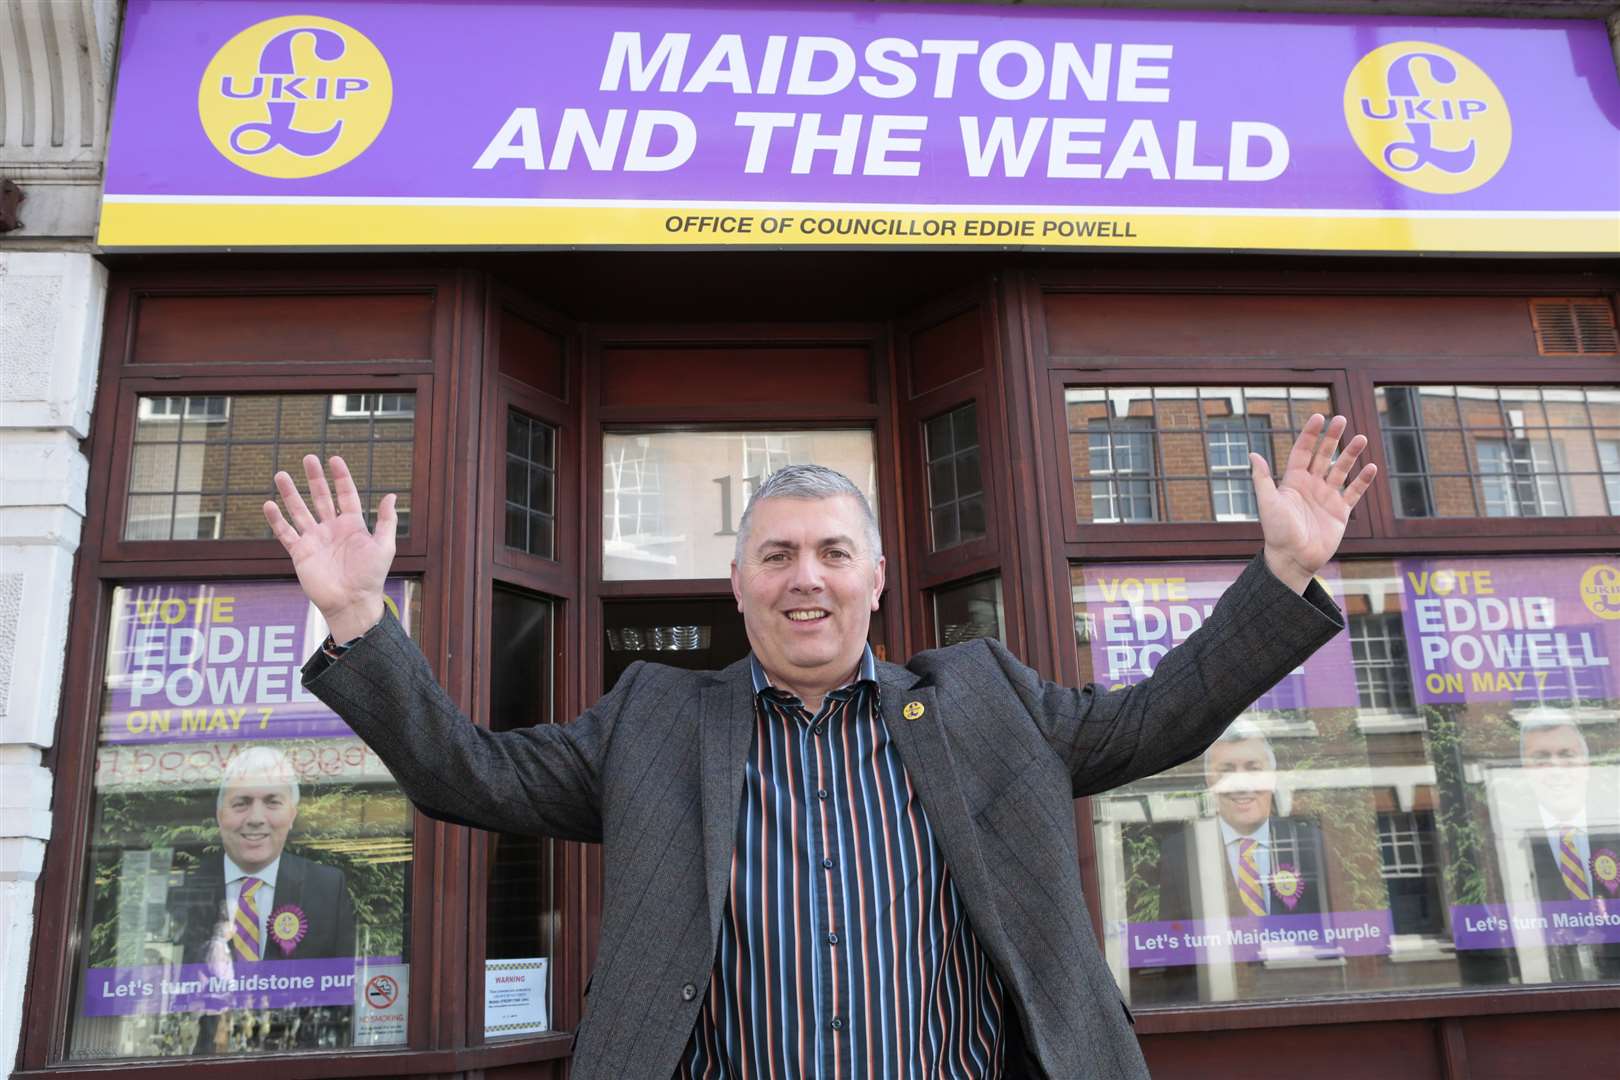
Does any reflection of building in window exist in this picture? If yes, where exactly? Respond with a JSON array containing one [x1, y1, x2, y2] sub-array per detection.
[[1350, 613, 1417, 715], [1378, 811, 1445, 936], [603, 438, 664, 543], [1376, 385, 1619, 518], [1088, 418, 1156, 523], [741, 435, 796, 501], [1207, 416, 1270, 520], [1599, 440, 1620, 513], [1476, 438, 1568, 517], [136, 396, 229, 422], [330, 392, 415, 419]]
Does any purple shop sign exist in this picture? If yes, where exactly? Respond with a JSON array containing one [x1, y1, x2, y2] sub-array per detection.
[[1450, 901, 1620, 950], [100, 579, 413, 745], [1077, 562, 1361, 710], [97, 1, 1620, 251], [81, 957, 400, 1016], [1123, 910, 1394, 967], [1397, 556, 1620, 707]]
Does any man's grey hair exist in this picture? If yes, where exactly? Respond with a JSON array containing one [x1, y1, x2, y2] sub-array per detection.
[[217, 746, 301, 813], [1203, 717, 1277, 775], [1518, 715, 1590, 762], [734, 464, 883, 563]]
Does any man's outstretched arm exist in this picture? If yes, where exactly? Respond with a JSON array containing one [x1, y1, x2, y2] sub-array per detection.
[[265, 455, 617, 842], [982, 413, 1376, 794]]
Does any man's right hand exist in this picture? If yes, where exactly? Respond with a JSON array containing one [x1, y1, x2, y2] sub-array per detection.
[[263, 455, 398, 644]]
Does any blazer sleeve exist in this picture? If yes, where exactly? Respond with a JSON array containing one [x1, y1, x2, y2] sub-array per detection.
[[982, 552, 1344, 797], [301, 610, 644, 842]]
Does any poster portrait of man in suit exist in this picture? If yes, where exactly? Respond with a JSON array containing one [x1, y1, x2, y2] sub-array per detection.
[[168, 746, 357, 1052], [1517, 716, 1620, 980], [1155, 720, 1326, 925]]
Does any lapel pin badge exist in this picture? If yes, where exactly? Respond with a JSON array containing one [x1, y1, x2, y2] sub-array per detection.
[[903, 701, 925, 720]]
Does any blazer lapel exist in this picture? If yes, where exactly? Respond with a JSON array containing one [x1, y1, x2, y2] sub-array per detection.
[[699, 660, 758, 940], [878, 667, 1007, 956]]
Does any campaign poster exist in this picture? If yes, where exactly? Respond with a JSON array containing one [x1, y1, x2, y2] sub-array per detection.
[[69, 579, 418, 1060]]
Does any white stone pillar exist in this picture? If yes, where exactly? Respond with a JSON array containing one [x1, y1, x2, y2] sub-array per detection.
[[0, 250, 106, 1072]]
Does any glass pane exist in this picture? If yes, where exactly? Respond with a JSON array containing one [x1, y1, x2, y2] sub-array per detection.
[[932, 576, 1005, 647], [126, 394, 417, 542], [1076, 554, 1620, 1010], [1065, 387, 1320, 525], [924, 414, 954, 462], [602, 429, 878, 581], [958, 495, 988, 542], [485, 588, 556, 1039], [504, 411, 559, 560], [928, 458, 956, 508], [1377, 386, 1619, 520], [68, 580, 420, 1060], [931, 506, 960, 550]]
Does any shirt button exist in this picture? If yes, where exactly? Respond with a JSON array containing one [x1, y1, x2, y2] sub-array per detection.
[[817, 789, 829, 800], [813, 724, 825, 735], [681, 983, 697, 1002], [827, 932, 839, 945], [831, 1017, 843, 1030], [822, 858, 834, 869]]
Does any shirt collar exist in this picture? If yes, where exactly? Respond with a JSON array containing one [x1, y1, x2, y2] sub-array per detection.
[[1538, 805, 1588, 833], [1219, 817, 1272, 849], [750, 644, 878, 700], [224, 853, 282, 889]]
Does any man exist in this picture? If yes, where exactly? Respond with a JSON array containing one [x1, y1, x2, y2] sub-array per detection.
[[267, 414, 1375, 1078], [1517, 716, 1619, 980], [169, 747, 357, 1051]]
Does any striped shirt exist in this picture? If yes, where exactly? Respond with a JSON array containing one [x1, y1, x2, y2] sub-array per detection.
[[677, 647, 1006, 1079]]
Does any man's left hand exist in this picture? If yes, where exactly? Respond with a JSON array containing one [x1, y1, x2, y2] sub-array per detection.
[[1251, 413, 1377, 593]]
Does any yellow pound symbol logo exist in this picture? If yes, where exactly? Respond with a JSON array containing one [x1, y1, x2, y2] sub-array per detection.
[[199, 15, 391, 179], [1580, 563, 1620, 621], [1343, 42, 1510, 195]]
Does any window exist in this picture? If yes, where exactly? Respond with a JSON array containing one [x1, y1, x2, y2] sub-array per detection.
[[1067, 387, 1328, 525], [1088, 418, 1156, 523], [1596, 440, 1620, 513], [601, 430, 877, 581], [1207, 416, 1272, 521], [67, 580, 422, 1060], [1376, 385, 1620, 519], [932, 576, 1005, 647], [137, 396, 229, 423], [1350, 613, 1417, 716], [924, 404, 987, 550], [1378, 812, 1445, 937], [1076, 553, 1620, 1008], [504, 410, 557, 560], [127, 393, 416, 542], [329, 393, 415, 419], [1476, 438, 1568, 517]]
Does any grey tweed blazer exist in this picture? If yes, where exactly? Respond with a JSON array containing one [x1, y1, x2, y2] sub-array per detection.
[[303, 553, 1342, 1079]]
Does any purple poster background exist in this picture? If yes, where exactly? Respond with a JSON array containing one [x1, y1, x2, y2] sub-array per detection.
[[1078, 561, 1361, 710], [101, 579, 411, 744], [1450, 901, 1620, 949], [1123, 910, 1394, 967], [82, 957, 401, 1016], [104, 0, 1620, 211], [1397, 556, 1619, 706]]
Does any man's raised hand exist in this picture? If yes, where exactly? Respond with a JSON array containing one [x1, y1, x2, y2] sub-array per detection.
[[263, 455, 397, 643], [1250, 414, 1377, 594]]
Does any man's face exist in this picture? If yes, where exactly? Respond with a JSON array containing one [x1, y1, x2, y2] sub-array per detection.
[[217, 783, 298, 873], [1522, 724, 1590, 819], [731, 495, 884, 700], [1205, 738, 1275, 834]]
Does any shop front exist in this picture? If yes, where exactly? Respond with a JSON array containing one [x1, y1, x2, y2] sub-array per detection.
[[14, 1, 1620, 1077]]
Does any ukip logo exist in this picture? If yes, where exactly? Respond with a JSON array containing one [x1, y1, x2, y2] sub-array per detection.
[[1343, 42, 1510, 195], [198, 15, 392, 179]]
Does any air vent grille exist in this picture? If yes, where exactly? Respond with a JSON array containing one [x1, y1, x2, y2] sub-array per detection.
[[1531, 298, 1618, 356]]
